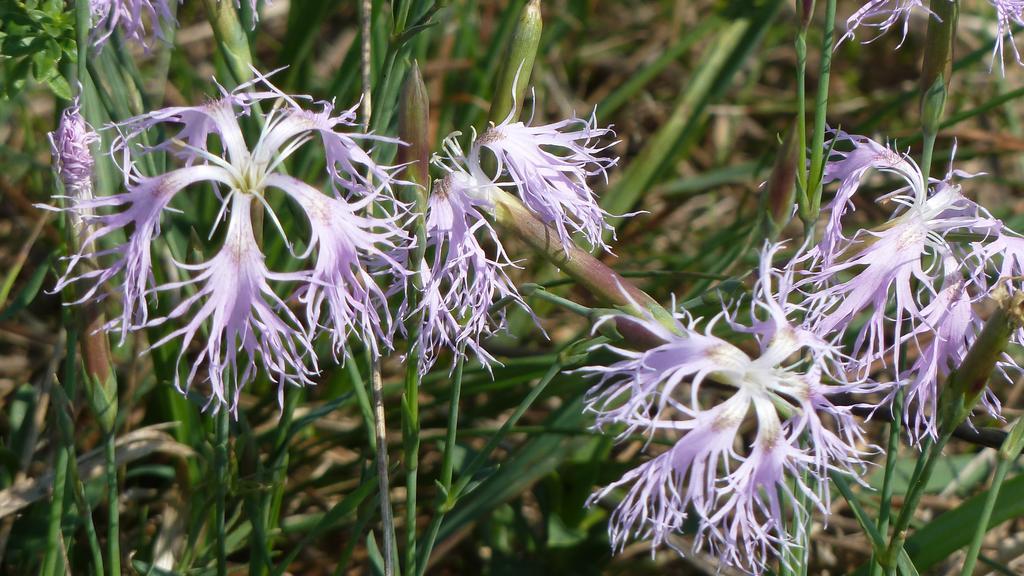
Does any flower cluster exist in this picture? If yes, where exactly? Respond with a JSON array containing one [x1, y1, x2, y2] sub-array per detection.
[[417, 110, 617, 373], [802, 130, 1023, 442], [49, 72, 408, 413], [582, 244, 876, 573]]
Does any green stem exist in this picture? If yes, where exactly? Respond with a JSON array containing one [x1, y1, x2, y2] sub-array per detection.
[[919, 130, 937, 192], [402, 347, 421, 575], [43, 326, 77, 576], [442, 362, 562, 512], [806, 0, 835, 215], [347, 353, 377, 452], [67, 445, 104, 575], [795, 26, 808, 201], [960, 455, 1012, 576], [215, 408, 230, 576], [415, 352, 465, 576], [104, 432, 120, 576], [369, 357, 397, 576], [882, 431, 950, 568], [871, 388, 904, 576]]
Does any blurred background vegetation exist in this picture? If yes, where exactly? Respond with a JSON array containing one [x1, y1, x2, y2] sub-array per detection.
[[1, 0, 1023, 574]]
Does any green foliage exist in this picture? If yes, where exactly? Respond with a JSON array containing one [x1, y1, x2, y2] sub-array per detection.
[[0, 0, 76, 100]]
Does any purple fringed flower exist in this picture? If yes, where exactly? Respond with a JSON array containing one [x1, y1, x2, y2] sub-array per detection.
[[471, 110, 618, 251], [897, 273, 982, 441], [990, 1, 1024, 72], [144, 192, 317, 410], [815, 129, 923, 266], [807, 132, 1024, 440], [805, 134, 993, 373], [46, 72, 408, 413], [842, 0, 928, 45], [417, 143, 526, 373], [844, 1, 1024, 72], [583, 244, 874, 573], [89, 0, 176, 50], [49, 98, 99, 212]]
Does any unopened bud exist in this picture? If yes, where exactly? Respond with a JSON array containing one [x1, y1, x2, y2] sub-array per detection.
[[491, 188, 680, 335], [760, 122, 799, 241], [999, 418, 1024, 460], [940, 287, 1024, 435], [398, 61, 431, 190], [489, 0, 543, 123], [799, 0, 815, 30], [204, 0, 254, 85], [399, 61, 430, 282], [919, 0, 957, 136]]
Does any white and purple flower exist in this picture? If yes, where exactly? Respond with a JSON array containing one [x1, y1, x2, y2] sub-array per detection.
[[416, 135, 527, 373], [582, 244, 874, 573], [472, 110, 618, 251], [807, 131, 1024, 441], [843, 1, 1024, 72], [47, 72, 408, 413]]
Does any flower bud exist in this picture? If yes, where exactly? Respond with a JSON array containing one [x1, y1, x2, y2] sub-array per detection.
[[491, 188, 680, 334], [760, 122, 798, 241], [398, 60, 431, 191], [999, 418, 1024, 461], [399, 61, 430, 289], [940, 287, 1024, 435], [799, 0, 815, 30], [919, 0, 958, 136], [204, 0, 254, 84], [489, 0, 543, 123]]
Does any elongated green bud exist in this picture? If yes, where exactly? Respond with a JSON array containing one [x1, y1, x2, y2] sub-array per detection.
[[489, 0, 543, 123], [999, 418, 1024, 460], [82, 303, 118, 435], [491, 188, 681, 335], [204, 0, 254, 85], [760, 122, 799, 241], [919, 0, 957, 138], [399, 61, 431, 191], [398, 61, 430, 286], [940, 287, 1024, 435]]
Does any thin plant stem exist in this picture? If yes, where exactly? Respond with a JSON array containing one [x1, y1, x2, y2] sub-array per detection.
[[919, 132, 937, 190], [359, 0, 373, 128], [347, 353, 378, 451], [42, 322, 77, 576], [67, 445, 105, 574], [806, 0, 835, 214], [444, 362, 563, 511], [214, 407, 230, 576], [795, 17, 808, 202], [871, 388, 904, 576], [882, 431, 950, 568], [402, 342, 421, 576], [105, 432, 120, 576], [370, 357, 397, 576], [960, 454, 1012, 575], [415, 352, 465, 576]]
